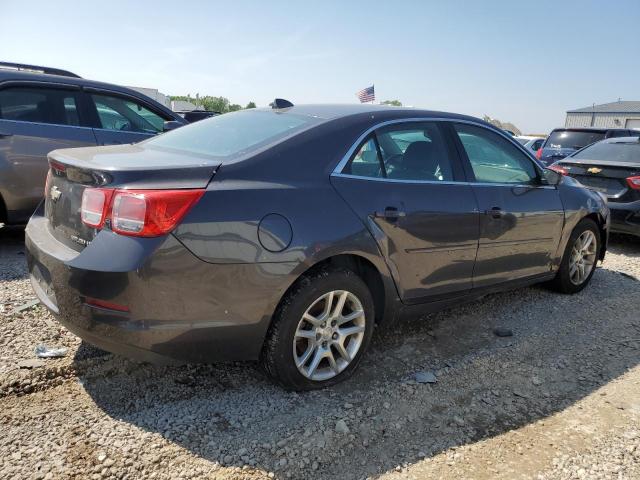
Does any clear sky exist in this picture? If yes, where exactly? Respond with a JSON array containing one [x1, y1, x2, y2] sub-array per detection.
[[3, 0, 638, 133]]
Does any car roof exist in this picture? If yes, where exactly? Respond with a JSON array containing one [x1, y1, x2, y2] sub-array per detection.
[[0, 69, 179, 117], [252, 103, 483, 122], [602, 136, 640, 144], [550, 127, 632, 133]]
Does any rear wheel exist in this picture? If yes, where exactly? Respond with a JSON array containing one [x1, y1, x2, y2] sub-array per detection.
[[549, 218, 600, 294], [262, 268, 374, 390]]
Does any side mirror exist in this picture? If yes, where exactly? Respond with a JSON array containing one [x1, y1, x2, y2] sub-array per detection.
[[163, 120, 183, 132], [543, 168, 562, 186]]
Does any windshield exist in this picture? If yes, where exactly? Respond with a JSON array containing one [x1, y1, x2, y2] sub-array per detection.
[[145, 110, 318, 158], [573, 140, 640, 163], [546, 130, 605, 150]]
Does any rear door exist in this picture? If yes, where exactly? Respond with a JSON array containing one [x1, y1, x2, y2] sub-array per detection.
[[85, 90, 169, 145], [0, 84, 96, 221], [332, 121, 480, 303], [451, 123, 564, 288]]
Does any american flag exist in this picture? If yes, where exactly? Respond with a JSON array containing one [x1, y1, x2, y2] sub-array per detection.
[[356, 85, 375, 103]]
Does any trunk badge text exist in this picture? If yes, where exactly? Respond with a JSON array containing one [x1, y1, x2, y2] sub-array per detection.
[[50, 186, 62, 202], [587, 167, 602, 174]]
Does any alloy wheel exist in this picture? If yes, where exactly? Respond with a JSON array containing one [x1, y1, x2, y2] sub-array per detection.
[[293, 290, 366, 381], [569, 230, 597, 285]]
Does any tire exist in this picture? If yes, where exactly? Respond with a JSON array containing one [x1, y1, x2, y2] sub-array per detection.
[[548, 218, 600, 294], [261, 267, 375, 390]]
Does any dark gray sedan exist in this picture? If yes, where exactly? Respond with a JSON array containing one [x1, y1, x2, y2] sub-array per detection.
[[25, 104, 609, 390]]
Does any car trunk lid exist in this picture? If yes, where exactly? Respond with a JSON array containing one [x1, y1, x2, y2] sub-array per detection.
[[554, 158, 640, 201], [45, 144, 219, 251]]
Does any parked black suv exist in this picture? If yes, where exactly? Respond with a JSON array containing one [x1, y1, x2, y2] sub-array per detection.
[[536, 127, 639, 166], [0, 62, 187, 225]]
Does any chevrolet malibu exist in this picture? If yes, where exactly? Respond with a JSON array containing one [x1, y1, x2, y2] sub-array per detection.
[[26, 103, 609, 390]]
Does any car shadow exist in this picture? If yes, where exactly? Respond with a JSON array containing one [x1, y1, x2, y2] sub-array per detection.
[[0, 226, 29, 281], [75, 264, 640, 479]]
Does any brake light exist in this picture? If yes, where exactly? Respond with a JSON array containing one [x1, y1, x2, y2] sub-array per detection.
[[626, 176, 640, 190], [81, 188, 204, 237], [81, 188, 114, 228], [536, 147, 543, 160], [548, 164, 569, 176]]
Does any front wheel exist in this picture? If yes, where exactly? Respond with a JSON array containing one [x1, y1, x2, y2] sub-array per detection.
[[261, 268, 375, 390], [549, 218, 600, 294]]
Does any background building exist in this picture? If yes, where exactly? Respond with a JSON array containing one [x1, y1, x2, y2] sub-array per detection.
[[565, 101, 640, 129]]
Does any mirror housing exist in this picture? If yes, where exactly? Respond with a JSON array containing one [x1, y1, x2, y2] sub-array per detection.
[[163, 120, 183, 132], [542, 168, 563, 186]]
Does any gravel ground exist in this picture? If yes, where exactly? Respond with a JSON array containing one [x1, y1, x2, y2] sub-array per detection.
[[1, 227, 639, 479]]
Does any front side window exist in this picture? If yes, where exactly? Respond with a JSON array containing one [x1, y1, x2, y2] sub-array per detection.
[[454, 123, 538, 184], [345, 122, 456, 181], [91, 94, 165, 133], [0, 87, 80, 126]]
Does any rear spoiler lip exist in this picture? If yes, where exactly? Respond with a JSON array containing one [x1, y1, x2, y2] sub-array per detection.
[[555, 158, 640, 169], [47, 150, 220, 190]]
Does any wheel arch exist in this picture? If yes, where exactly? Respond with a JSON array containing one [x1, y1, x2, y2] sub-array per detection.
[[584, 211, 608, 261]]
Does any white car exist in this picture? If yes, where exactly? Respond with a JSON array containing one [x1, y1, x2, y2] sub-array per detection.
[[515, 135, 546, 153]]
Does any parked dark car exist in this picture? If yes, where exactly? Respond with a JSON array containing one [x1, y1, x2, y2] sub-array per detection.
[[25, 104, 609, 390], [0, 62, 187, 225], [536, 127, 638, 166], [550, 136, 640, 237], [176, 110, 219, 123]]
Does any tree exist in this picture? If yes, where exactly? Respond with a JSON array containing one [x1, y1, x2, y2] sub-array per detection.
[[245, 101, 256, 109], [228, 104, 242, 112], [381, 100, 402, 107], [169, 95, 257, 113]]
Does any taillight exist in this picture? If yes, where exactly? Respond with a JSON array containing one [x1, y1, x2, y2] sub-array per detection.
[[548, 164, 569, 176], [81, 188, 114, 228], [536, 147, 543, 160], [627, 176, 640, 190], [81, 188, 204, 237]]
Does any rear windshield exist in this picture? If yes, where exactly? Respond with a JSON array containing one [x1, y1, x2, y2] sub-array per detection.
[[145, 110, 318, 158], [573, 140, 640, 163], [546, 130, 605, 150]]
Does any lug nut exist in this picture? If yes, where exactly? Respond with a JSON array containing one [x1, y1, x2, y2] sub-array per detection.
[[332, 333, 338, 340]]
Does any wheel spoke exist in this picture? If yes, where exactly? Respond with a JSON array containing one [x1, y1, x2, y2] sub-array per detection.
[[295, 329, 316, 340], [327, 350, 339, 373], [331, 291, 348, 318], [320, 291, 334, 320], [307, 348, 325, 377], [302, 312, 322, 327], [334, 341, 351, 363], [337, 310, 364, 325], [296, 344, 315, 368], [339, 325, 365, 337], [582, 233, 593, 251]]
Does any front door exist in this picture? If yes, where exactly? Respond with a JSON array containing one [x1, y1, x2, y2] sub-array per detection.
[[332, 121, 480, 303], [451, 122, 564, 288], [0, 85, 96, 222]]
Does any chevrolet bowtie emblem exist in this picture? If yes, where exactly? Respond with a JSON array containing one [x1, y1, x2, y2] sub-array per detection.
[[50, 185, 62, 202], [587, 167, 602, 174]]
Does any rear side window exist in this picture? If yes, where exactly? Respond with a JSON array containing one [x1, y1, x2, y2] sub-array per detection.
[[546, 130, 605, 149], [573, 141, 640, 163], [146, 110, 318, 158], [345, 122, 456, 182], [0, 87, 80, 126], [454, 123, 538, 185], [91, 94, 166, 133]]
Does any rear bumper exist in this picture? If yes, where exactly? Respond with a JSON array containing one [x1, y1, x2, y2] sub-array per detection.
[[25, 211, 299, 364], [609, 200, 640, 237]]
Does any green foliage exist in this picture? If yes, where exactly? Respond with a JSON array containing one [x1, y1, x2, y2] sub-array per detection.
[[381, 99, 402, 106], [168, 95, 255, 113]]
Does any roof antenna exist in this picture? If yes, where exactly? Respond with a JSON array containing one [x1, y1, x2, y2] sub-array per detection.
[[270, 98, 294, 109]]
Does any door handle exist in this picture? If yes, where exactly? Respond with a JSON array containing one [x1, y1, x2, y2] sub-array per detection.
[[484, 207, 505, 219], [374, 207, 406, 220]]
